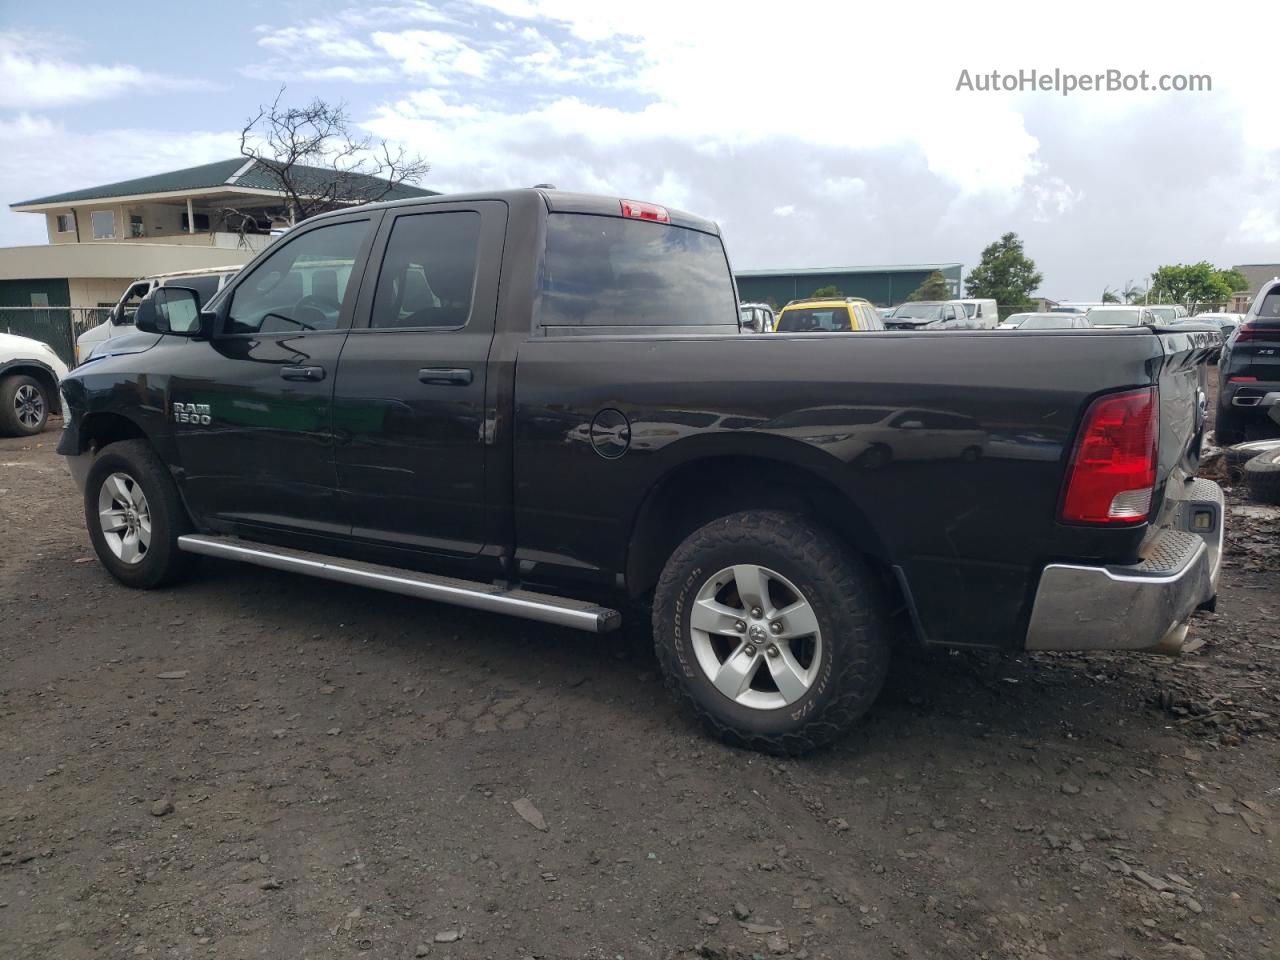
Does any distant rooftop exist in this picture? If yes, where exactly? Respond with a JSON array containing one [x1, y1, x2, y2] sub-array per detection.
[[11, 158, 436, 209]]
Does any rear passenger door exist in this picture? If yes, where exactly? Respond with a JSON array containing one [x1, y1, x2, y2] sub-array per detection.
[[332, 201, 507, 559]]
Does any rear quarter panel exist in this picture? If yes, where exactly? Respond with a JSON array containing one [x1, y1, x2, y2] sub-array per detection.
[[512, 328, 1167, 647]]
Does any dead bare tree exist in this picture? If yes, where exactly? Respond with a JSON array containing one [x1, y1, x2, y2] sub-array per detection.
[[231, 87, 430, 230]]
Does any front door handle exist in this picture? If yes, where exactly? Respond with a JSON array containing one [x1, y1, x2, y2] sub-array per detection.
[[418, 367, 473, 386], [281, 365, 325, 382]]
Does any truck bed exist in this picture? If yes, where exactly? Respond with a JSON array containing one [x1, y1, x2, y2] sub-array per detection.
[[511, 325, 1220, 648]]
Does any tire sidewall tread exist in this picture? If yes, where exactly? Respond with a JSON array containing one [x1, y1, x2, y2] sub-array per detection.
[[652, 510, 889, 756]]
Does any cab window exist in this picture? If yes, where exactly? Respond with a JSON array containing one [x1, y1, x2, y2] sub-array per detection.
[[226, 220, 369, 335], [370, 211, 481, 329]]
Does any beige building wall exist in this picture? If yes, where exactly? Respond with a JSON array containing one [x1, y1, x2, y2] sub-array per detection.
[[68, 277, 136, 309]]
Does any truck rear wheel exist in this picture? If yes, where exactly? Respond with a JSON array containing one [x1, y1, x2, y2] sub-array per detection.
[[652, 510, 890, 755], [84, 440, 194, 588]]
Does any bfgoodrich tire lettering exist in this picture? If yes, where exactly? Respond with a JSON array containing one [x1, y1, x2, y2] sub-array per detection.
[[84, 439, 194, 589], [652, 510, 890, 755]]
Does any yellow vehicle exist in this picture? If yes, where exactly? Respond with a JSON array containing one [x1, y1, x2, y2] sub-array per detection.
[[773, 297, 886, 333]]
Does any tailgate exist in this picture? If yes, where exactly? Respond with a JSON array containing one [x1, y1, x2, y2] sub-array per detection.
[[1153, 325, 1222, 501]]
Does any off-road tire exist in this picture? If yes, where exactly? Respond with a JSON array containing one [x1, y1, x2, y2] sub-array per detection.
[[1243, 448, 1280, 505], [84, 439, 194, 588], [652, 510, 890, 755], [0, 373, 49, 437]]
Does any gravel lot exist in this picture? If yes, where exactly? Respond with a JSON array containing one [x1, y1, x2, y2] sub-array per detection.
[[1, 423, 1277, 960]]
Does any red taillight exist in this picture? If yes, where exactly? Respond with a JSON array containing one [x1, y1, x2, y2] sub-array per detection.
[[1229, 376, 1257, 382], [620, 199, 670, 223], [1061, 388, 1158, 526], [1233, 321, 1259, 342]]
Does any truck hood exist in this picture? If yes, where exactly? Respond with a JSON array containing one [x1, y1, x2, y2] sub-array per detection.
[[84, 331, 163, 363]]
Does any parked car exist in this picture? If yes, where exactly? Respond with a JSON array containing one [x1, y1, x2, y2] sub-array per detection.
[[1146, 304, 1190, 325], [739, 302, 775, 333], [57, 188, 1224, 754], [774, 297, 884, 332], [75, 266, 242, 365], [1014, 313, 1093, 330], [883, 301, 963, 330], [950, 298, 998, 329], [0, 331, 69, 436], [1086, 305, 1159, 327], [1188, 312, 1243, 336], [1215, 277, 1280, 444]]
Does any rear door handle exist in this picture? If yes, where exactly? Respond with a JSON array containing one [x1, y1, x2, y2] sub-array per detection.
[[281, 365, 325, 382], [418, 367, 473, 386]]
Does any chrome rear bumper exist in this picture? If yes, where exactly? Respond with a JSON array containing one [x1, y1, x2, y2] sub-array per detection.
[[1025, 478, 1223, 653]]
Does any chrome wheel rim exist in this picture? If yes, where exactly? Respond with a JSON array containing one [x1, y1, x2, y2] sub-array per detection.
[[97, 472, 152, 564], [689, 564, 823, 710], [14, 384, 44, 428]]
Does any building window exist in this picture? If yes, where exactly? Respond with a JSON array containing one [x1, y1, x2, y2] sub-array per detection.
[[55, 213, 75, 233], [130, 215, 145, 238], [181, 212, 211, 232], [90, 211, 115, 239]]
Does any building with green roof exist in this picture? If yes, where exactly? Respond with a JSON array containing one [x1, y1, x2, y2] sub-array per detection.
[[2, 159, 435, 352]]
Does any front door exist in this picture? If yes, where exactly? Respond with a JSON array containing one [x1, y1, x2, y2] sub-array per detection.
[[332, 201, 506, 558], [169, 213, 379, 537]]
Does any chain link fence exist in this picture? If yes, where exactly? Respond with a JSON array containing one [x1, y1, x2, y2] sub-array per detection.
[[1, 307, 109, 366]]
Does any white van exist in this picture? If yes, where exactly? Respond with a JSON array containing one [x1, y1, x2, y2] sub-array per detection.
[[950, 298, 999, 328], [75, 266, 241, 365]]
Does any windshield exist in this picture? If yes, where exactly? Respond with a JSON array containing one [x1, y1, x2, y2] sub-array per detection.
[[1018, 314, 1075, 329], [1146, 306, 1178, 323], [1089, 309, 1142, 326], [777, 307, 852, 332], [890, 303, 944, 320]]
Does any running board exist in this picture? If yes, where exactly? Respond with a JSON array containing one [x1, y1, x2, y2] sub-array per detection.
[[176, 534, 621, 634]]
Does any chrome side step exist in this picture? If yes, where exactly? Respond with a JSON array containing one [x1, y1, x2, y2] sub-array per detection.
[[176, 534, 621, 634]]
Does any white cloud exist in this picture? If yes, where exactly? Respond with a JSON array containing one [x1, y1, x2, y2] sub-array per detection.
[[0, 32, 209, 108], [0, 117, 239, 244], [773, 205, 795, 218]]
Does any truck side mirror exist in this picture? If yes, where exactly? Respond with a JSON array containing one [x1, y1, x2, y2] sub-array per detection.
[[136, 287, 210, 338]]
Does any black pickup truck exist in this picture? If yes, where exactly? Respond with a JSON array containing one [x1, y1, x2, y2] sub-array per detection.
[[58, 189, 1225, 754]]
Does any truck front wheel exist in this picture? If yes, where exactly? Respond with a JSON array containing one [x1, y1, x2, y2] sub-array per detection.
[[84, 440, 194, 589], [652, 510, 890, 755]]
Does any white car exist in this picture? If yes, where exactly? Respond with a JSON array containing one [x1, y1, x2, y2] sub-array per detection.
[[0, 332, 69, 436], [950, 298, 999, 329], [75, 265, 241, 365]]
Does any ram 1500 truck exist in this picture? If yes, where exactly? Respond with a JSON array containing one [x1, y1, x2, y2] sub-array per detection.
[[57, 189, 1225, 754]]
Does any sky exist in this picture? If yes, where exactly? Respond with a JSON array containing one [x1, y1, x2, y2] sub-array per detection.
[[0, 0, 1277, 300]]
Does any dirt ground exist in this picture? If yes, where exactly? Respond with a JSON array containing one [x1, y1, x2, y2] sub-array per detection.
[[1, 423, 1277, 960]]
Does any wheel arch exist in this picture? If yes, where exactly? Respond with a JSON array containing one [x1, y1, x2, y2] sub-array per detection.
[[624, 453, 895, 600], [76, 410, 151, 454], [0, 360, 61, 414]]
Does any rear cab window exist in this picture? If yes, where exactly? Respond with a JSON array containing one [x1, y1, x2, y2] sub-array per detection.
[[538, 213, 738, 333]]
